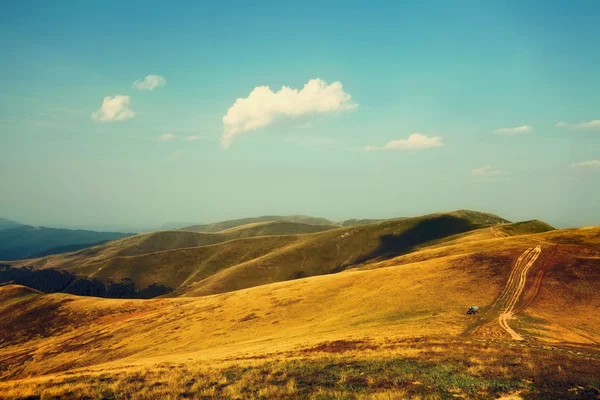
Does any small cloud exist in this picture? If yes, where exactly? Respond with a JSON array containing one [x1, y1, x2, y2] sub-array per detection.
[[91, 95, 135, 122], [133, 74, 166, 91], [221, 78, 357, 148], [364, 133, 443, 151], [471, 165, 509, 177], [183, 135, 201, 142], [492, 125, 534, 135], [556, 120, 600, 131], [157, 133, 176, 142], [569, 160, 600, 168]]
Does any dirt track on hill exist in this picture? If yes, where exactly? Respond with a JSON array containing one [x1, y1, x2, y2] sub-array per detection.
[[467, 245, 545, 340], [496, 245, 542, 340]]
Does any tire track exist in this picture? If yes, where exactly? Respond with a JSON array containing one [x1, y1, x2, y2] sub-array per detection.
[[497, 245, 542, 340]]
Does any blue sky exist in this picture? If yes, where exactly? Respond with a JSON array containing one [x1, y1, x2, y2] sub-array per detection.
[[1, 0, 599, 230]]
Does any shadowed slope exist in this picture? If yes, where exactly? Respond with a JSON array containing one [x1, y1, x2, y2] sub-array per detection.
[[178, 211, 509, 296]]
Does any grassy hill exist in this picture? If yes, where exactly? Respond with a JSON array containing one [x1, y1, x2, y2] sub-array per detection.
[[181, 215, 335, 232], [7, 210, 511, 297], [0, 226, 133, 261], [0, 225, 598, 399]]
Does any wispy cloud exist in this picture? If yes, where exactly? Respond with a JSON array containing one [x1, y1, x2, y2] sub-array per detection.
[[492, 125, 534, 135], [364, 133, 443, 151], [569, 160, 600, 168], [157, 133, 176, 142], [221, 78, 357, 148], [557, 120, 600, 131], [471, 165, 509, 177], [133, 74, 166, 91], [91, 95, 135, 122], [183, 135, 201, 142]]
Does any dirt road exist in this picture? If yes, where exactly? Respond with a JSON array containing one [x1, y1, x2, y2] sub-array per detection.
[[495, 245, 542, 340]]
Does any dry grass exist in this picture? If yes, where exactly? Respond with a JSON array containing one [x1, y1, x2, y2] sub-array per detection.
[[1, 223, 599, 399], [1, 338, 598, 399]]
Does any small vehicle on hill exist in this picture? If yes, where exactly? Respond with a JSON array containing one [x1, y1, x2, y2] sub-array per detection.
[[467, 305, 479, 315]]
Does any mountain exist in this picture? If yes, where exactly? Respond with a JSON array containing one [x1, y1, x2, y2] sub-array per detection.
[[1, 217, 597, 399], [0, 225, 133, 261], [6, 210, 515, 297], [0, 217, 22, 231]]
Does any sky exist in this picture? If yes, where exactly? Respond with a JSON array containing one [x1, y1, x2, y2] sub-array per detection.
[[1, 0, 599, 231]]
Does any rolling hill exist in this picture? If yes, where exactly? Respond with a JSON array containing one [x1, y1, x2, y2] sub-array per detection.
[[181, 214, 336, 232], [5, 210, 514, 297], [0, 221, 598, 399]]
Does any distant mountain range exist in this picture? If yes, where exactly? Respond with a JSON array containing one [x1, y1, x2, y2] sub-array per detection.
[[0, 219, 133, 261], [0, 217, 23, 231]]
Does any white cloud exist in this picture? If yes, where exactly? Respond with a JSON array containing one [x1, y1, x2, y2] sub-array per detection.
[[471, 165, 509, 177], [557, 120, 600, 131], [157, 133, 176, 142], [221, 78, 357, 148], [133, 74, 166, 91], [91, 95, 135, 122], [492, 125, 534, 135], [364, 133, 443, 151], [569, 160, 600, 168], [183, 135, 201, 142]]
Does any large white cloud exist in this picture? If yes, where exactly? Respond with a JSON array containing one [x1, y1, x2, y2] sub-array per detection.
[[221, 78, 357, 148], [364, 133, 443, 151], [492, 125, 534, 135], [570, 160, 600, 168], [471, 165, 509, 177], [557, 120, 600, 131], [91, 95, 135, 122], [133, 74, 166, 91]]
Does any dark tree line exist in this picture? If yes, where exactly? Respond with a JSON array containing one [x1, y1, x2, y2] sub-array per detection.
[[0, 265, 172, 299]]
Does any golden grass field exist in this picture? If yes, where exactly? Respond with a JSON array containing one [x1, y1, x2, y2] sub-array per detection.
[[1, 211, 599, 399]]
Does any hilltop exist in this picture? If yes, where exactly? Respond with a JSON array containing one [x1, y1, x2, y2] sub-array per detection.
[[180, 214, 336, 232]]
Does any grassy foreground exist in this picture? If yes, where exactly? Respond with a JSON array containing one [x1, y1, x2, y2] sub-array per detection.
[[1, 338, 599, 400]]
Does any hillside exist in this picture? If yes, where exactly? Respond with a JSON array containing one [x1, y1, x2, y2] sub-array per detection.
[[218, 220, 335, 236], [0, 226, 133, 261], [0, 225, 598, 399], [0, 218, 22, 231], [180, 214, 335, 232], [4, 210, 513, 298]]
